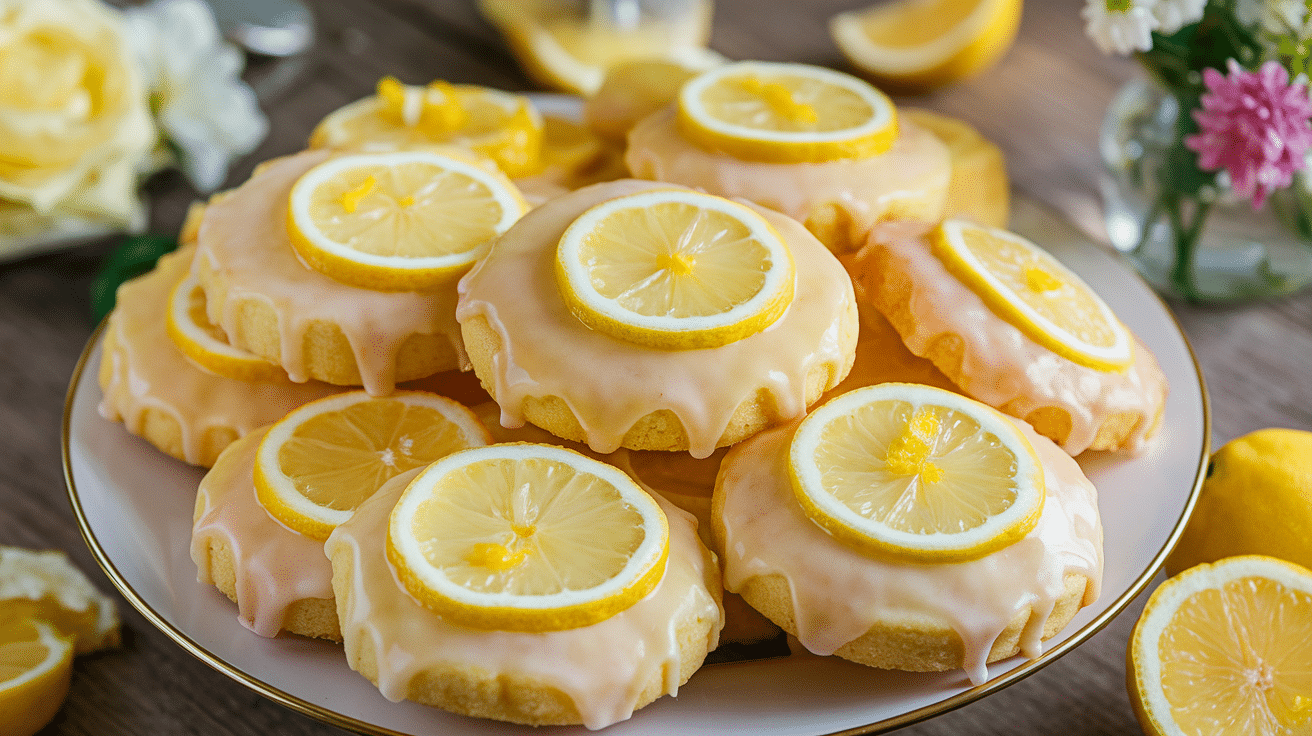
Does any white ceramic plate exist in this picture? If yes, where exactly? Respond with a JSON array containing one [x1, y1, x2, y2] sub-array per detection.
[[62, 194, 1208, 735]]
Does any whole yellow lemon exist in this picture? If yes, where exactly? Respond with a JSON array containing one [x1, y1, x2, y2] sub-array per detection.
[[1164, 428, 1312, 576]]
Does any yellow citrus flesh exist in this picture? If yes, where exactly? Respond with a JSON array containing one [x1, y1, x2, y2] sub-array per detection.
[[676, 61, 899, 164], [165, 271, 285, 382], [309, 78, 545, 177], [386, 443, 670, 632], [902, 108, 1010, 228], [830, 0, 1023, 93], [254, 391, 491, 541], [1129, 556, 1312, 736], [0, 547, 119, 656], [555, 189, 795, 350], [1167, 429, 1312, 576], [931, 219, 1134, 372], [788, 383, 1044, 563], [287, 151, 527, 292], [477, 0, 722, 96], [0, 618, 74, 736]]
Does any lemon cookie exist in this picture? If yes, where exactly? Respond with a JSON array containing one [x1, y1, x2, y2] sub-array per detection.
[[510, 114, 627, 207], [193, 150, 476, 395], [625, 61, 950, 254], [713, 384, 1103, 684], [855, 219, 1168, 454], [457, 178, 858, 457], [98, 246, 341, 467], [326, 446, 722, 729]]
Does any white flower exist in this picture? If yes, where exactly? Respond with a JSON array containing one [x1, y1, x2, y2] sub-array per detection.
[[1234, 0, 1308, 34], [1153, 0, 1206, 34], [1083, 0, 1160, 55], [123, 0, 268, 192]]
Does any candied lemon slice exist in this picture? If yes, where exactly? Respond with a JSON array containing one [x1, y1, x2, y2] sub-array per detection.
[[309, 78, 545, 177], [931, 219, 1133, 371], [676, 61, 898, 164], [165, 271, 285, 382], [830, 0, 1023, 93], [0, 547, 119, 655], [0, 618, 74, 736], [386, 443, 670, 632], [1129, 556, 1312, 736], [788, 383, 1044, 563], [254, 391, 491, 541], [555, 189, 794, 350], [287, 151, 527, 292]]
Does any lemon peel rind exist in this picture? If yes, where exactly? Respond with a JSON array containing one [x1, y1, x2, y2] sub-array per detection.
[[788, 382, 1045, 564], [1128, 555, 1312, 736], [165, 271, 286, 382], [555, 189, 796, 350], [931, 219, 1134, 372], [287, 151, 528, 292], [676, 61, 899, 163], [254, 390, 492, 542], [386, 443, 671, 632]]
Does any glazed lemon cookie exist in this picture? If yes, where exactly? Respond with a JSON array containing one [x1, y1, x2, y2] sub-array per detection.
[[713, 383, 1103, 684], [98, 246, 341, 467], [193, 149, 521, 394], [625, 61, 950, 254], [855, 219, 1168, 454], [326, 444, 722, 728], [457, 178, 859, 457], [509, 114, 627, 207], [192, 391, 489, 639]]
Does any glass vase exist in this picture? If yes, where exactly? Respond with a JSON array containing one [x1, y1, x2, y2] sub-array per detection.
[[1100, 76, 1312, 302]]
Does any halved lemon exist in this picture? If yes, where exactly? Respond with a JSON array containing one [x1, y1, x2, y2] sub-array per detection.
[[830, 0, 1023, 93], [309, 78, 545, 177], [166, 271, 285, 382], [287, 151, 528, 292], [1129, 555, 1312, 736], [0, 547, 119, 655], [930, 219, 1134, 372], [555, 189, 794, 350], [386, 443, 670, 632], [0, 618, 74, 736], [254, 390, 491, 541], [478, 0, 722, 96], [788, 383, 1044, 563], [676, 61, 899, 164]]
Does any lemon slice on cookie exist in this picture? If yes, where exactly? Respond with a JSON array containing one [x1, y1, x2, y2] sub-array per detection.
[[255, 391, 491, 541], [931, 219, 1133, 372], [166, 271, 285, 382], [386, 443, 670, 632], [677, 61, 899, 164], [789, 383, 1045, 563], [287, 151, 527, 292], [555, 189, 794, 350]]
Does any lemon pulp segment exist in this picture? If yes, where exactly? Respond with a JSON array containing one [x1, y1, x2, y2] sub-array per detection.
[[165, 271, 284, 382]]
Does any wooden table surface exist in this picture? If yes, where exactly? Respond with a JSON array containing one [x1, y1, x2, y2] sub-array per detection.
[[6, 0, 1309, 733]]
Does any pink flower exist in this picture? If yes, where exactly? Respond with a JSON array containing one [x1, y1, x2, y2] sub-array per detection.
[[1185, 59, 1312, 208]]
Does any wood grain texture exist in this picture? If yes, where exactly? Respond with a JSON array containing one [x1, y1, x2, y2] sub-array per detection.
[[3, 0, 1307, 734]]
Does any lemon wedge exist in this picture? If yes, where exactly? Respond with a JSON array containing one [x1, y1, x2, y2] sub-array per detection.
[[830, 0, 1023, 93], [931, 219, 1134, 372], [0, 618, 74, 736], [287, 151, 527, 292], [309, 78, 545, 177], [166, 271, 285, 382], [788, 383, 1044, 563], [676, 61, 899, 164], [1129, 556, 1312, 736], [555, 189, 795, 350], [0, 547, 119, 655], [478, 0, 722, 96], [254, 390, 491, 541], [386, 443, 670, 632]]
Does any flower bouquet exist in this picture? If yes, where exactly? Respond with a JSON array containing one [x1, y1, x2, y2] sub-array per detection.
[[0, 0, 268, 262], [1087, 0, 1312, 301]]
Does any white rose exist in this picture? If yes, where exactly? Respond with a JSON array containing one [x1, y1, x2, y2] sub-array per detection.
[[0, 0, 156, 244]]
